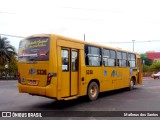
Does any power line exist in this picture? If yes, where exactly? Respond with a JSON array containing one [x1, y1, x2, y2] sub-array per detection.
[[60, 6, 105, 11], [61, 17, 103, 21], [94, 40, 160, 44], [1, 33, 160, 44], [59, 6, 121, 13], [0, 11, 15, 14], [0, 33, 25, 38]]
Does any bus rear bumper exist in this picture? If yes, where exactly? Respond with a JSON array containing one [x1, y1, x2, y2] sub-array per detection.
[[18, 83, 46, 96], [18, 83, 57, 98]]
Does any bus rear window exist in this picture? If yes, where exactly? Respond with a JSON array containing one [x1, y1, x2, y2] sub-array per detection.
[[18, 37, 50, 62]]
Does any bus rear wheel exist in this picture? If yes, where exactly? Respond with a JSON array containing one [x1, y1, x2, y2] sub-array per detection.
[[87, 82, 99, 101]]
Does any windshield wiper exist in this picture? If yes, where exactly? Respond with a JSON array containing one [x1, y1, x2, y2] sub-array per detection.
[[26, 61, 37, 64], [28, 57, 37, 61]]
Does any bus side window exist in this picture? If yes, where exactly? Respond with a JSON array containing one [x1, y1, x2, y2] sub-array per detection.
[[85, 45, 101, 66], [122, 52, 127, 67], [128, 53, 136, 67], [117, 51, 122, 67], [110, 50, 116, 67], [62, 49, 69, 71], [85, 54, 89, 65], [72, 51, 78, 71], [103, 49, 116, 67], [85, 45, 89, 65]]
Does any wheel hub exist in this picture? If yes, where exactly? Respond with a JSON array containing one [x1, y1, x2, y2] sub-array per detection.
[[90, 86, 97, 97]]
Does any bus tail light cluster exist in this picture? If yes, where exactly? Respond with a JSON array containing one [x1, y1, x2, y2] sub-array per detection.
[[47, 73, 53, 85], [17, 72, 21, 83]]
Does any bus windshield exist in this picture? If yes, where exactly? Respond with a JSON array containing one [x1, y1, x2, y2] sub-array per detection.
[[18, 37, 50, 62]]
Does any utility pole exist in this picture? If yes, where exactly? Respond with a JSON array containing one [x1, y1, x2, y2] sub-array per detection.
[[84, 34, 85, 41], [132, 40, 135, 51]]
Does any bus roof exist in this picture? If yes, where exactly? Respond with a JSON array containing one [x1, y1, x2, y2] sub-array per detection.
[[22, 34, 139, 55], [54, 34, 139, 55]]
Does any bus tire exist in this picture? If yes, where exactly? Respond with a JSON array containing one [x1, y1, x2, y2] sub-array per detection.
[[87, 82, 99, 101], [128, 78, 134, 91]]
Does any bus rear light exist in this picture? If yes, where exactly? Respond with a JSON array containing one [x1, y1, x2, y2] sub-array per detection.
[[47, 73, 57, 85], [17, 72, 21, 83], [47, 73, 53, 85]]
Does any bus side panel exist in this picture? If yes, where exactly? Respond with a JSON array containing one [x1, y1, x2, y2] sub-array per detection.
[[46, 35, 58, 98], [116, 67, 130, 89], [57, 46, 63, 100], [101, 67, 117, 91], [137, 58, 143, 84], [78, 49, 86, 96], [80, 66, 103, 95], [77, 49, 103, 97]]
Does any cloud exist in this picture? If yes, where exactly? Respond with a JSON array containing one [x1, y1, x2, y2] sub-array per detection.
[[1, 0, 160, 53]]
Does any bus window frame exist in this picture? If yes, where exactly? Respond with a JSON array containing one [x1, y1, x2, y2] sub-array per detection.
[[117, 51, 127, 68], [103, 48, 116, 67], [71, 50, 78, 72], [85, 45, 102, 67], [62, 49, 70, 72], [128, 53, 136, 68]]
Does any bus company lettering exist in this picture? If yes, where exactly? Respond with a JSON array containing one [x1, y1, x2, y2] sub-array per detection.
[[29, 68, 47, 75], [111, 70, 122, 78], [37, 69, 47, 75], [86, 70, 93, 75], [29, 39, 48, 48]]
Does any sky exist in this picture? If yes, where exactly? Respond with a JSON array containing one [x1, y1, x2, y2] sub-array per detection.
[[1, 0, 160, 53]]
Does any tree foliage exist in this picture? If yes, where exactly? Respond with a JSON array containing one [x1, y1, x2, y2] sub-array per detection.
[[0, 36, 18, 79], [0, 36, 17, 66], [143, 65, 150, 72], [140, 53, 152, 66], [150, 62, 160, 72], [141, 53, 160, 72]]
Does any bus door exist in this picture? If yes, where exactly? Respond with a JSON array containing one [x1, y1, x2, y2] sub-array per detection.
[[137, 58, 143, 84], [61, 48, 79, 97]]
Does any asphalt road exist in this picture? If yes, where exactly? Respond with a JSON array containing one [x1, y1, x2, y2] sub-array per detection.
[[0, 78, 160, 120]]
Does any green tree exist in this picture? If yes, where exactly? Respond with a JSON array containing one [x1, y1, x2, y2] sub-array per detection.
[[140, 53, 152, 66], [143, 65, 150, 72], [8, 55, 18, 72], [150, 62, 160, 72], [0, 36, 17, 66], [140, 53, 147, 59]]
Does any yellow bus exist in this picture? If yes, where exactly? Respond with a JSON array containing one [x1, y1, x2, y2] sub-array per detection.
[[18, 34, 143, 101]]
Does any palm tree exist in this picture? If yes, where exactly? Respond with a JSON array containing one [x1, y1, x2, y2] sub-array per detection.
[[0, 36, 17, 66]]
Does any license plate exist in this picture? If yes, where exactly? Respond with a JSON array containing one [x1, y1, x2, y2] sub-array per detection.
[[29, 80, 36, 85]]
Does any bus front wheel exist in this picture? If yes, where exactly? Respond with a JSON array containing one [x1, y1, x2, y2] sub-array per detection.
[[128, 78, 134, 91], [87, 82, 99, 101]]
